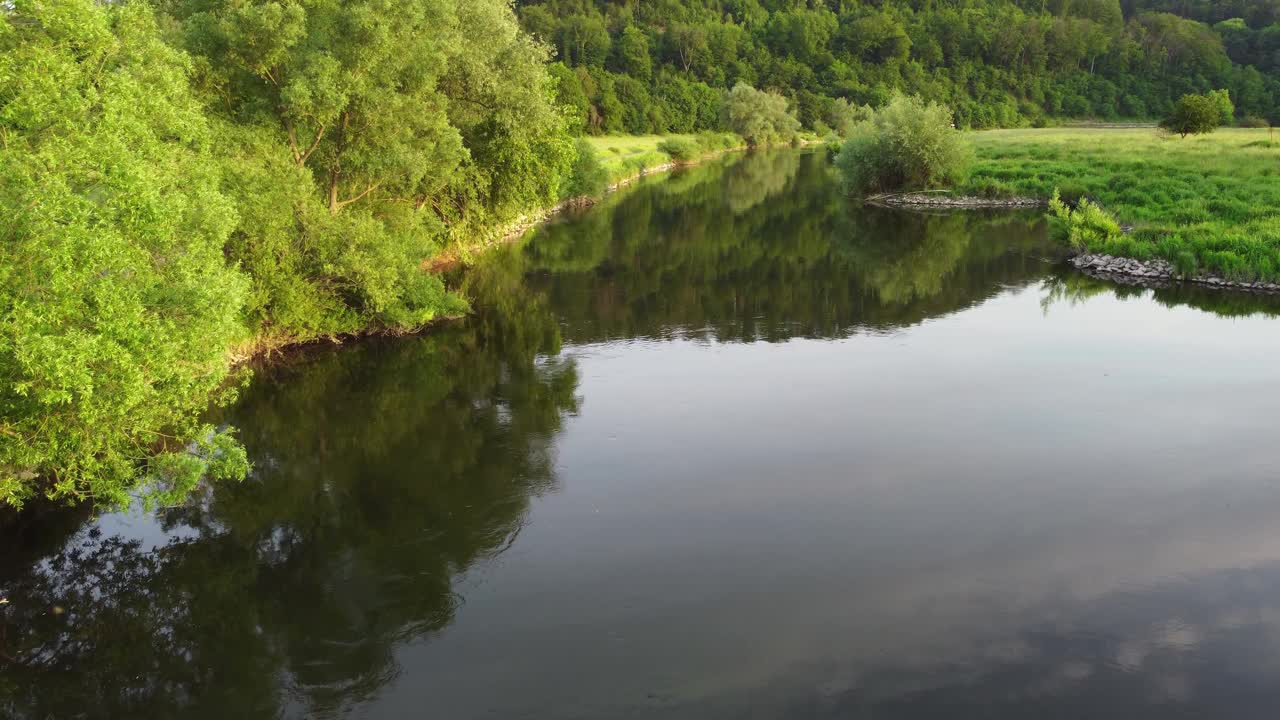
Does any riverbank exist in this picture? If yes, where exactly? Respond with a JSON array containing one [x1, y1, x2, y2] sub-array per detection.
[[959, 128, 1280, 285], [420, 133, 823, 276], [1070, 253, 1280, 294], [239, 134, 774, 361]]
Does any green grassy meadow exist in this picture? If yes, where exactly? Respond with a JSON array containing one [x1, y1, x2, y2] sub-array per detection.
[[584, 133, 744, 184], [962, 128, 1280, 281]]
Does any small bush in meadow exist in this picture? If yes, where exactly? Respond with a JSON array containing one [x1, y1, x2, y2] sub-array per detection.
[[1240, 115, 1271, 128], [835, 94, 974, 195]]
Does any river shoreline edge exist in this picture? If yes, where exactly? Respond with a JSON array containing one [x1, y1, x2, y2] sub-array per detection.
[[231, 141, 823, 364], [871, 192, 1280, 295]]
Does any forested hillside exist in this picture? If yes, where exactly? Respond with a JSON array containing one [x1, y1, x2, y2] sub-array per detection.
[[520, 0, 1280, 130]]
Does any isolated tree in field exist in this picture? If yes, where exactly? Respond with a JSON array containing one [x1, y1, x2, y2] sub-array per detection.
[[836, 94, 973, 195], [0, 0, 249, 508], [1161, 93, 1224, 137], [721, 83, 800, 147]]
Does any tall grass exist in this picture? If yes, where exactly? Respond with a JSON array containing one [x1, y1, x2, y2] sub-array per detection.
[[962, 128, 1280, 281]]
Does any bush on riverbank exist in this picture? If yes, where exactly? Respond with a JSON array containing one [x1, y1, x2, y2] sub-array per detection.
[[657, 137, 701, 163], [722, 84, 801, 148], [563, 141, 611, 199], [1049, 191, 1122, 249], [964, 128, 1280, 281], [835, 94, 974, 195]]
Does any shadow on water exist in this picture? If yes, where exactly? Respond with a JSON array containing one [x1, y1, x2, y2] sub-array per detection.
[[4, 149, 1280, 719], [0, 303, 579, 718], [1041, 271, 1280, 319]]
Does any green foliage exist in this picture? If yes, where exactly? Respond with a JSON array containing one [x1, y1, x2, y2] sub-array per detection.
[[824, 98, 873, 138], [721, 83, 800, 147], [1049, 189, 1123, 249], [836, 94, 974, 195], [613, 26, 652, 82], [0, 0, 249, 508], [1210, 88, 1236, 123], [1240, 114, 1271, 127], [549, 62, 590, 135], [657, 137, 701, 162], [1161, 93, 1225, 136], [516, 0, 1280, 133], [1, 0, 580, 507], [563, 139, 610, 199], [696, 131, 743, 152]]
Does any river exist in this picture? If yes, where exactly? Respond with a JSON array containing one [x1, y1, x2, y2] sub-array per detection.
[[4, 149, 1280, 719]]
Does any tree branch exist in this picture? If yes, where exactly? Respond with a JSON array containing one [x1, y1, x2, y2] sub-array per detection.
[[331, 182, 382, 214], [299, 123, 325, 165]]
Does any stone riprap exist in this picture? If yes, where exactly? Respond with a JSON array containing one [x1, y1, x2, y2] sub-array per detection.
[[1071, 253, 1280, 294], [872, 193, 1046, 209]]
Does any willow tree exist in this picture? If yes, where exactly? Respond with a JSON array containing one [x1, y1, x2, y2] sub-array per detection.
[[0, 0, 249, 508], [162, 0, 573, 339]]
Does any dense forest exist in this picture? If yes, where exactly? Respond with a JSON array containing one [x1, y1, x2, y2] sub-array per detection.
[[5, 0, 1280, 508], [521, 0, 1280, 130]]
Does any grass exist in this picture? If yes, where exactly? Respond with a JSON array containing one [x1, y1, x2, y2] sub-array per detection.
[[585, 132, 743, 184], [960, 128, 1280, 281]]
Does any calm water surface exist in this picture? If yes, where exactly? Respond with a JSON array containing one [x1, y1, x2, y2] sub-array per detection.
[[5, 150, 1280, 719]]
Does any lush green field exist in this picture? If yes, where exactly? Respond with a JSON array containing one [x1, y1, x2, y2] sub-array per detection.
[[962, 128, 1280, 280], [584, 133, 743, 185]]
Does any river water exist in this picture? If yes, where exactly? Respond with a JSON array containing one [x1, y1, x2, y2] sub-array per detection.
[[5, 150, 1280, 719]]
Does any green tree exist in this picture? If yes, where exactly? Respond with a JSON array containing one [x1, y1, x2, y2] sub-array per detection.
[[1209, 88, 1236, 123], [1161, 92, 1224, 136], [613, 26, 653, 82], [721, 83, 800, 147], [549, 62, 591, 135], [0, 0, 250, 508]]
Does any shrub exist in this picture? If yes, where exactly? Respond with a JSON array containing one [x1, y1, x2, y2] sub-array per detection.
[[657, 137, 701, 163], [1049, 189, 1122, 250], [1161, 94, 1222, 137], [824, 97, 872, 138], [835, 94, 974, 195], [695, 132, 742, 151], [1240, 115, 1271, 128], [562, 140, 610, 199], [721, 83, 801, 147]]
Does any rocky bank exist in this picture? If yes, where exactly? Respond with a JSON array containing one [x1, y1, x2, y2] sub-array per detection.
[[1070, 253, 1280, 294]]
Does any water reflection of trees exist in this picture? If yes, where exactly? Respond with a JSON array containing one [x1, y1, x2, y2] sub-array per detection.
[[502, 150, 1058, 344], [1041, 273, 1280, 318], [0, 290, 579, 718]]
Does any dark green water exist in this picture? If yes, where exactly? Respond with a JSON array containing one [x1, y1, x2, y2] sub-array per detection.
[[5, 150, 1280, 719]]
